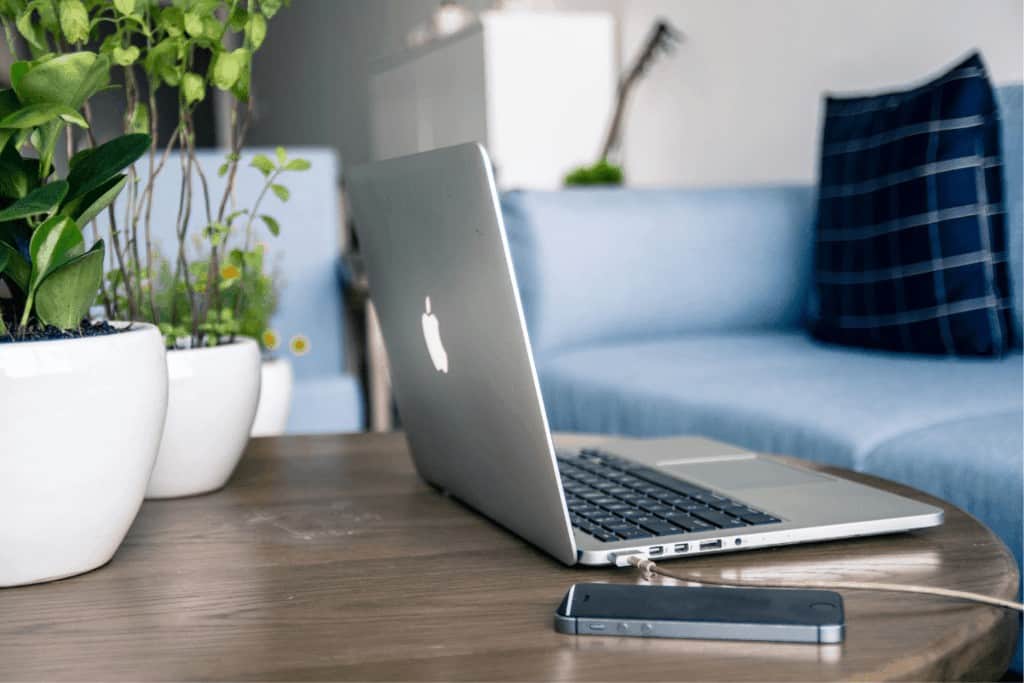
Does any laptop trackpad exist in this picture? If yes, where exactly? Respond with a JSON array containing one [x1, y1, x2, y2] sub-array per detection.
[[663, 459, 831, 491]]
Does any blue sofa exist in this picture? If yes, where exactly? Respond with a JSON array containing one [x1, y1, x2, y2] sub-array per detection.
[[502, 85, 1023, 667], [113, 147, 363, 434]]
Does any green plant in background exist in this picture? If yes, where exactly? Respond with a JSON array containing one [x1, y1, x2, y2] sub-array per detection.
[[2, 0, 297, 349], [0, 35, 150, 338], [564, 159, 624, 186], [132, 146, 308, 349]]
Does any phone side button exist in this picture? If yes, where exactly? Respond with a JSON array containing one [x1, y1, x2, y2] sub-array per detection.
[[587, 622, 607, 632], [641, 622, 654, 636]]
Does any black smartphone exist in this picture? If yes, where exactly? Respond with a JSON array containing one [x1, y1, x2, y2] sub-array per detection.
[[554, 583, 844, 644]]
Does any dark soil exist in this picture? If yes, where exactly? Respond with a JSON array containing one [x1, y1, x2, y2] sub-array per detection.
[[0, 320, 123, 344]]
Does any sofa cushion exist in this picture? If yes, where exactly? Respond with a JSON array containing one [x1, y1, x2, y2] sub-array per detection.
[[811, 53, 1013, 355], [537, 331, 1022, 470], [862, 411, 1022, 568], [502, 187, 816, 354]]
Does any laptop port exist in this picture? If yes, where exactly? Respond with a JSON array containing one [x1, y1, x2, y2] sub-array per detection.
[[673, 543, 689, 553], [648, 545, 664, 556], [700, 539, 723, 551]]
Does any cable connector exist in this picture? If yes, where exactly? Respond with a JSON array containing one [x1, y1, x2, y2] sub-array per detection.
[[626, 555, 656, 581]]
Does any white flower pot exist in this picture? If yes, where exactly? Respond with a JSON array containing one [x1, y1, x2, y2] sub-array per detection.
[[251, 357, 293, 437], [146, 337, 261, 499], [0, 323, 167, 587]]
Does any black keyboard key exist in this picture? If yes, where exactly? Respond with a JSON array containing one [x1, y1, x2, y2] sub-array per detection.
[[616, 527, 655, 540], [592, 516, 623, 528], [602, 503, 631, 513], [629, 468, 708, 497], [590, 497, 618, 506], [690, 509, 748, 528], [672, 500, 709, 512], [638, 500, 672, 514], [592, 529, 618, 542], [664, 513, 714, 532], [619, 510, 646, 521], [742, 513, 781, 525], [720, 504, 756, 517], [638, 519, 684, 536]]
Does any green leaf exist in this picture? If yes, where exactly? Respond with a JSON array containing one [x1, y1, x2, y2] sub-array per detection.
[[112, 45, 140, 66], [0, 181, 67, 222], [261, 0, 284, 19], [0, 102, 87, 129], [217, 162, 228, 177], [0, 241, 30, 293], [26, 214, 83, 324], [284, 158, 311, 171], [35, 239, 103, 329], [65, 173, 126, 226], [58, 0, 89, 44], [230, 59, 250, 101], [32, 119, 63, 179], [144, 38, 184, 87], [16, 9, 46, 52], [259, 214, 280, 237], [14, 51, 111, 110], [8, 62, 29, 91], [250, 153, 273, 176], [113, 0, 135, 16], [183, 11, 202, 37], [270, 184, 289, 202], [275, 146, 286, 165], [202, 15, 223, 42], [210, 49, 242, 90], [182, 71, 204, 105], [159, 6, 185, 37], [65, 133, 149, 203], [68, 146, 93, 172], [129, 101, 149, 134], [246, 11, 266, 49], [0, 154, 33, 199]]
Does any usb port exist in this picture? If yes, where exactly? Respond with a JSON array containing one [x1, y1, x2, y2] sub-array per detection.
[[648, 545, 664, 556], [673, 543, 689, 553], [700, 539, 723, 551]]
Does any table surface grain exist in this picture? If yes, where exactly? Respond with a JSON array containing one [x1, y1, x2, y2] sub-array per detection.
[[0, 432, 1017, 681]]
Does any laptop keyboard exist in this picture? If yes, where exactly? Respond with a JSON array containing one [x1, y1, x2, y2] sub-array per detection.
[[558, 450, 781, 543]]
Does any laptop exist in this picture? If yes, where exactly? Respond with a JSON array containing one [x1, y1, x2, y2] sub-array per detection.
[[347, 143, 943, 567]]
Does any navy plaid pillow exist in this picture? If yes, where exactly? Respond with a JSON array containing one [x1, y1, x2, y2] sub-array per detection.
[[811, 52, 1014, 355]]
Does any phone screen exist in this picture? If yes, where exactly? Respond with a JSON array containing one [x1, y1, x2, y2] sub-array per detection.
[[559, 583, 843, 627]]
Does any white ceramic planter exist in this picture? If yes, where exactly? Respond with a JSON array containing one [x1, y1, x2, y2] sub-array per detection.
[[251, 357, 293, 437], [0, 323, 167, 587], [146, 337, 261, 499]]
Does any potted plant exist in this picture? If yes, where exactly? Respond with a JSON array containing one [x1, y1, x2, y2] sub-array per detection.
[[89, 0, 298, 497], [226, 242, 312, 438], [0, 19, 162, 583]]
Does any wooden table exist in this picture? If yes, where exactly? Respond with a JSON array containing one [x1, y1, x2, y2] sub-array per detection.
[[0, 433, 1017, 681]]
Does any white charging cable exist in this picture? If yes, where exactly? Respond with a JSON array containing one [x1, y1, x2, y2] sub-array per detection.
[[627, 556, 1024, 612]]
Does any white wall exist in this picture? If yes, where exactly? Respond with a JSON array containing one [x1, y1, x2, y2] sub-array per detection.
[[619, 0, 1024, 187]]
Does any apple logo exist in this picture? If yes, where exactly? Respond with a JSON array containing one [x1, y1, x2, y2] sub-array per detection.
[[421, 296, 449, 374]]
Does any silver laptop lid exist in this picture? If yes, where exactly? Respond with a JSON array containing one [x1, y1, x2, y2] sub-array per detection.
[[348, 143, 577, 565]]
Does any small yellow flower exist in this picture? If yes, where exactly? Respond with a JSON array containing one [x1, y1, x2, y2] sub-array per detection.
[[220, 263, 241, 280], [262, 329, 280, 351], [289, 334, 310, 356]]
